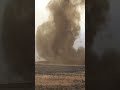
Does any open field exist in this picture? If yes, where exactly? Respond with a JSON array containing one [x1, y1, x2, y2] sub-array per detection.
[[35, 63, 85, 90], [35, 63, 85, 75], [35, 74, 85, 90]]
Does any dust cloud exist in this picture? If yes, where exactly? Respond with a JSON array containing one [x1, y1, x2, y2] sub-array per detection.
[[36, 0, 85, 65]]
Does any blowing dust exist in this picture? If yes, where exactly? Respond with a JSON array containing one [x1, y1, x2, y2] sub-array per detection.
[[35, 0, 85, 65]]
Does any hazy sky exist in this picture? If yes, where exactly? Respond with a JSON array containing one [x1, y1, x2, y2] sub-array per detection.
[[35, 0, 51, 35], [35, 0, 85, 48]]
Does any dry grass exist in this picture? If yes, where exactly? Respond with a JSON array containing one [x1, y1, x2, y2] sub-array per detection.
[[35, 63, 85, 90], [35, 72, 85, 90], [36, 74, 84, 86]]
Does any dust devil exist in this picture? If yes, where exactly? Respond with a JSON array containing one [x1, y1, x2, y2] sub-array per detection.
[[36, 0, 85, 65]]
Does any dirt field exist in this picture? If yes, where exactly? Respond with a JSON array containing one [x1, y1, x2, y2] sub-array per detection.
[[35, 74, 85, 90], [35, 63, 85, 90]]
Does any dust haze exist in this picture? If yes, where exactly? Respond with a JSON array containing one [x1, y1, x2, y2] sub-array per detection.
[[36, 0, 85, 65]]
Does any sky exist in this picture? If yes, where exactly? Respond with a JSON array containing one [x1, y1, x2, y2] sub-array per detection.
[[35, 0, 51, 36], [35, 0, 85, 48]]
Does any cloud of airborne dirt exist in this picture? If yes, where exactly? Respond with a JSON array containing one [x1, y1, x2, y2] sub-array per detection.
[[36, 0, 85, 65]]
